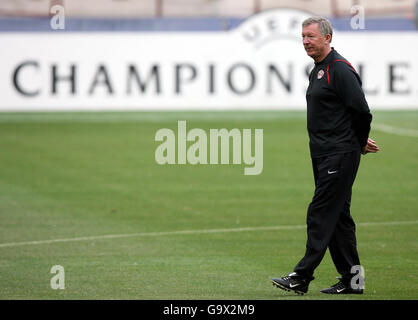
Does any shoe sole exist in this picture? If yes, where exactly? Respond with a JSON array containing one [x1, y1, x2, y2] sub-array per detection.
[[271, 279, 306, 295], [320, 290, 363, 294]]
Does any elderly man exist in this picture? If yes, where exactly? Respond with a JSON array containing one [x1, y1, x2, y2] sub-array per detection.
[[272, 17, 379, 295]]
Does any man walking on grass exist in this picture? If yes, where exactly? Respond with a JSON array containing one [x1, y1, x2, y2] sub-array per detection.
[[272, 17, 379, 295]]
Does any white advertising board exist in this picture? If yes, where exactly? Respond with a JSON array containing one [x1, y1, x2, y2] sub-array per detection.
[[1, 9, 417, 111]]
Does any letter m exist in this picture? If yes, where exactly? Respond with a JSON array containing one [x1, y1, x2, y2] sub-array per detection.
[[127, 65, 160, 94], [210, 128, 241, 164]]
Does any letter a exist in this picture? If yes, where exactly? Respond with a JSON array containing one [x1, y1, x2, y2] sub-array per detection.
[[350, 5, 365, 30], [155, 128, 176, 164], [50, 265, 65, 290], [350, 265, 365, 290], [50, 5, 65, 30]]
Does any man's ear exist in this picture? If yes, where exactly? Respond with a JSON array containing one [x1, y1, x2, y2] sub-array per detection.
[[325, 34, 332, 44]]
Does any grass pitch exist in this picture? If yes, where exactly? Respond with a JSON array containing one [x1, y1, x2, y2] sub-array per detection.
[[0, 110, 417, 300]]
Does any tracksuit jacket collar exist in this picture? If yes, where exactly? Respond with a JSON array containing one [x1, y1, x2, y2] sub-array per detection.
[[315, 47, 336, 66]]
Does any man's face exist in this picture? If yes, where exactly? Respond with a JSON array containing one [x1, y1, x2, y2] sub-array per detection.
[[302, 23, 331, 61]]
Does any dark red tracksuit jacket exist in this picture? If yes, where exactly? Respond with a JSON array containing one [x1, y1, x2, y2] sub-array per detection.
[[306, 48, 372, 158]]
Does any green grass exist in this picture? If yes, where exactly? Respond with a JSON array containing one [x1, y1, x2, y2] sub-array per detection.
[[0, 110, 417, 300]]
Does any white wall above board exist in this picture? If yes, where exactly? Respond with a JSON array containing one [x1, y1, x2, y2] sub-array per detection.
[[1, 9, 417, 111]]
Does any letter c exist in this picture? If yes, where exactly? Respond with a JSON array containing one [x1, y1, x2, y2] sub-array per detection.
[[13, 61, 40, 96]]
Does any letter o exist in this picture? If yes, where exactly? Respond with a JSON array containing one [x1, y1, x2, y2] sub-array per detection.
[[227, 63, 256, 95]]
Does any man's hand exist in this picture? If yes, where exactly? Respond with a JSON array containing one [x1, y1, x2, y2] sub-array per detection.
[[362, 138, 380, 155]]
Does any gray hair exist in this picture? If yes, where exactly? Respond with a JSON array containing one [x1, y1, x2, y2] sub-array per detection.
[[302, 17, 333, 42]]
